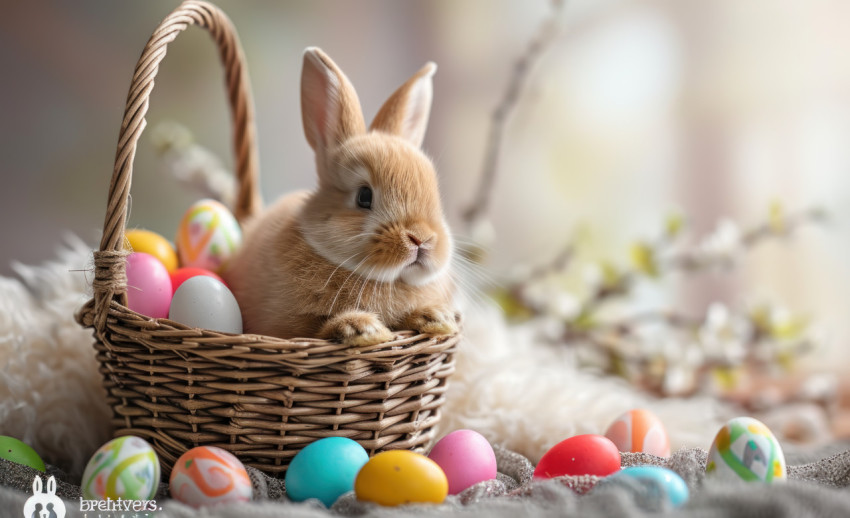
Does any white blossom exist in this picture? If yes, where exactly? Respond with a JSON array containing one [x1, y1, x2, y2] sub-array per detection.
[[546, 292, 582, 320], [663, 365, 696, 395], [698, 303, 752, 362], [536, 316, 567, 342], [698, 219, 742, 262], [582, 263, 604, 291], [151, 121, 237, 208], [522, 280, 580, 320]]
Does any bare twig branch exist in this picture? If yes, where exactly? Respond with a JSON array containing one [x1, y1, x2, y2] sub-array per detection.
[[740, 206, 827, 246], [524, 242, 575, 284], [462, 0, 566, 231], [497, 206, 826, 397], [660, 207, 826, 272], [588, 309, 703, 335]]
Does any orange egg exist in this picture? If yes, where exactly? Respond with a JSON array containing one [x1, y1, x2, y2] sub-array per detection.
[[604, 408, 670, 457], [170, 446, 252, 507], [125, 229, 179, 272]]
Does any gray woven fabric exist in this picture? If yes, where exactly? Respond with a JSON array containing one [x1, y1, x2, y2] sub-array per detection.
[[2, 443, 849, 518]]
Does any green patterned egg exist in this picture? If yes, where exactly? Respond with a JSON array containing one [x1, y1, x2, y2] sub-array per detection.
[[82, 436, 161, 500], [706, 417, 786, 483]]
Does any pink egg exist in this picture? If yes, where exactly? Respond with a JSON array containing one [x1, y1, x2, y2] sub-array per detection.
[[427, 429, 497, 495], [126, 252, 172, 318], [604, 409, 670, 457]]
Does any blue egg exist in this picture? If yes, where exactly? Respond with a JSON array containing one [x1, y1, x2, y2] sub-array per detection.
[[285, 437, 369, 507], [610, 466, 689, 508]]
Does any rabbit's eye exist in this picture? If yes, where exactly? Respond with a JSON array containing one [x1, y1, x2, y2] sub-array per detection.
[[356, 186, 373, 209]]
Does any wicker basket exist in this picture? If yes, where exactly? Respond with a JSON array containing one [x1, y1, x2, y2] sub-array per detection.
[[75, 0, 459, 476]]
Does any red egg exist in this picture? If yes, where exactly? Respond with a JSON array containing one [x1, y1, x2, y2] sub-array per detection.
[[534, 434, 621, 479], [169, 267, 226, 295]]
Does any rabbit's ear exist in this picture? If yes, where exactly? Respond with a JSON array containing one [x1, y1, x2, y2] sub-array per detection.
[[301, 47, 366, 154], [370, 62, 436, 148], [46, 476, 56, 495], [33, 475, 42, 494]]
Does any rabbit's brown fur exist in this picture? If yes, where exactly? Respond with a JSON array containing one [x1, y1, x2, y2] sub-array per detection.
[[222, 48, 457, 345]]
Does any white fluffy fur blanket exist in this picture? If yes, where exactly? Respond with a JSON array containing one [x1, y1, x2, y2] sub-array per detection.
[[0, 237, 730, 479]]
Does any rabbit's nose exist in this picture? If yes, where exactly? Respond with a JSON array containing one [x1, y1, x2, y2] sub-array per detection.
[[406, 233, 422, 247], [407, 232, 436, 249]]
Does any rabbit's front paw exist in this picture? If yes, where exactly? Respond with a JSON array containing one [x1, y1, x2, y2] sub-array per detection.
[[319, 311, 394, 346], [401, 305, 460, 335]]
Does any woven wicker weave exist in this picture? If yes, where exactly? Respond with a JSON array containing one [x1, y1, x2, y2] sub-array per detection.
[[75, 0, 459, 476]]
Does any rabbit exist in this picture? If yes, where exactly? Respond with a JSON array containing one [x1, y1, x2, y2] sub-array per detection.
[[23, 476, 65, 518], [221, 47, 459, 346]]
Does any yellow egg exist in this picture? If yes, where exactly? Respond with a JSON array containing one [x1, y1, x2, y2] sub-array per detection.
[[125, 229, 179, 272], [354, 450, 448, 507]]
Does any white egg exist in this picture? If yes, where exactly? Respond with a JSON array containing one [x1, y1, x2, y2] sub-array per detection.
[[169, 276, 242, 334]]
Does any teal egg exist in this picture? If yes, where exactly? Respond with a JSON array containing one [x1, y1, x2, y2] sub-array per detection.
[[285, 437, 369, 507], [610, 465, 689, 507], [0, 436, 45, 471]]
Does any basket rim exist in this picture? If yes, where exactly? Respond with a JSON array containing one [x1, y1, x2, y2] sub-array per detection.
[[77, 296, 461, 363]]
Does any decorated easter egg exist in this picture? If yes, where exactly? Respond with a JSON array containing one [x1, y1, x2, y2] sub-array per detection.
[[706, 416, 786, 483], [427, 429, 497, 495], [125, 252, 172, 318], [606, 466, 689, 507], [534, 434, 621, 479], [169, 267, 225, 295], [176, 199, 242, 274], [355, 450, 448, 506], [82, 436, 161, 500], [170, 446, 252, 507], [0, 436, 45, 471], [125, 229, 179, 272], [285, 437, 369, 507], [605, 408, 670, 457], [169, 276, 242, 333]]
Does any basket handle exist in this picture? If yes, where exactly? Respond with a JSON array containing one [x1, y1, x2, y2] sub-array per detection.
[[91, 0, 261, 328]]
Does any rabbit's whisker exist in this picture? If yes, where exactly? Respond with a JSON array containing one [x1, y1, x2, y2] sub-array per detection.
[[328, 251, 375, 315], [322, 250, 366, 291]]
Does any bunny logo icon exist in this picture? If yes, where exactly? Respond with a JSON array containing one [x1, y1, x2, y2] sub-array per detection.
[[22, 476, 65, 518]]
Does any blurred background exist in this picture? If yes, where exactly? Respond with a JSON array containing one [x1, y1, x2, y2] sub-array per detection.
[[1, 0, 849, 372]]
